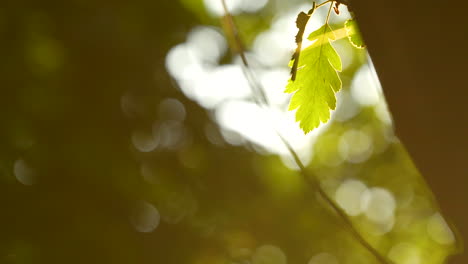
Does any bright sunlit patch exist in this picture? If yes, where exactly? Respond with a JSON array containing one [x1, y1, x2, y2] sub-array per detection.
[[272, 110, 318, 158], [335, 179, 367, 216], [374, 99, 393, 126], [216, 101, 282, 152], [259, 68, 290, 106], [253, 31, 291, 67], [13, 158, 35, 186], [338, 129, 373, 163], [333, 40, 354, 70], [361, 187, 396, 223], [165, 43, 204, 82], [165, 4, 390, 162], [203, 0, 268, 16], [333, 90, 361, 122], [308, 252, 339, 264], [252, 245, 287, 264], [131, 129, 159, 152], [427, 213, 455, 245], [191, 64, 252, 108], [388, 243, 422, 264], [252, 4, 326, 68], [168, 42, 252, 108], [351, 63, 382, 106], [166, 37, 235, 109], [366, 215, 395, 236], [187, 26, 227, 64], [219, 128, 244, 146], [270, 6, 305, 40], [216, 100, 313, 157], [130, 201, 160, 233], [203, 0, 242, 16], [239, 0, 268, 13], [159, 98, 186, 122]]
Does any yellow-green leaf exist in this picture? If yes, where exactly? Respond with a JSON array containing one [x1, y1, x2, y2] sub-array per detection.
[[344, 19, 366, 49], [285, 24, 342, 134]]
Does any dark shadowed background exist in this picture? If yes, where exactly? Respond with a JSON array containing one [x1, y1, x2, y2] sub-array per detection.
[[352, 1, 468, 263], [0, 0, 466, 263]]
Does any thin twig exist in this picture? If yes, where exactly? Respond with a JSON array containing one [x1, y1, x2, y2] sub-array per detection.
[[277, 132, 392, 264], [220, 1, 393, 264], [316, 0, 333, 9], [325, 1, 334, 24], [220, 0, 269, 105]]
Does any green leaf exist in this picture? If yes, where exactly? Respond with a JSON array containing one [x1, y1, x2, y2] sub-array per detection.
[[344, 19, 366, 49], [285, 24, 342, 134]]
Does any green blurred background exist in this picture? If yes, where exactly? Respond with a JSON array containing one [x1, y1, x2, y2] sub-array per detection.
[[0, 0, 466, 263]]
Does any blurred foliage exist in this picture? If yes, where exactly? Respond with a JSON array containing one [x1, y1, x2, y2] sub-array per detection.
[[0, 0, 461, 264]]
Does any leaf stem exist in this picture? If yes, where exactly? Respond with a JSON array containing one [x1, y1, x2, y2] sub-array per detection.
[[315, 0, 332, 9], [220, 1, 394, 264], [325, 1, 334, 24]]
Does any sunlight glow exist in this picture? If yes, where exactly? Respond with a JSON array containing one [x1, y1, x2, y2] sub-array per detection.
[[216, 100, 315, 157], [252, 245, 287, 264], [351, 64, 382, 106], [361, 187, 396, 223], [13, 158, 35, 186], [130, 201, 160, 233], [153, 121, 187, 150], [159, 98, 186, 122], [239, 0, 268, 13], [388, 243, 422, 264], [187, 26, 227, 64], [165, 4, 386, 161], [131, 129, 159, 152], [166, 43, 204, 82], [338, 129, 373, 163], [365, 213, 395, 236], [332, 90, 361, 122], [427, 213, 455, 245], [335, 179, 367, 216], [375, 99, 393, 125], [253, 31, 292, 67], [258, 68, 290, 106], [191, 64, 252, 108], [140, 162, 159, 185], [203, 0, 268, 17], [308, 252, 339, 264]]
